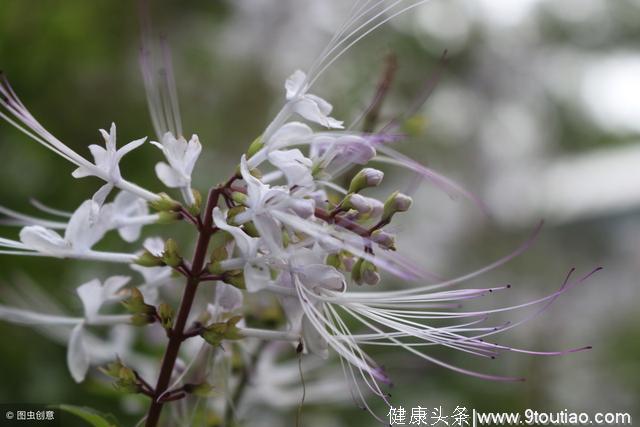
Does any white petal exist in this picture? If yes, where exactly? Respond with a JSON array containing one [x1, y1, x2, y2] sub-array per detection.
[[253, 214, 284, 255], [285, 70, 308, 100], [143, 237, 165, 257], [76, 279, 103, 321], [267, 149, 314, 188], [92, 183, 114, 207], [244, 262, 271, 293], [269, 122, 313, 149], [64, 200, 108, 252], [240, 155, 265, 203], [292, 97, 344, 129], [302, 315, 329, 359], [88, 144, 108, 169], [212, 208, 255, 256], [71, 166, 92, 179], [215, 283, 244, 312], [183, 134, 202, 176], [117, 137, 146, 160], [103, 275, 131, 299], [67, 323, 90, 383], [300, 264, 346, 292], [155, 161, 188, 188], [19, 225, 69, 255]]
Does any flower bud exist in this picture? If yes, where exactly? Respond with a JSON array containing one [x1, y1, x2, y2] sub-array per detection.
[[130, 312, 156, 327], [343, 193, 375, 214], [102, 361, 142, 394], [242, 221, 259, 237], [360, 260, 380, 286], [188, 189, 202, 216], [162, 238, 182, 268], [149, 192, 181, 212], [326, 253, 342, 269], [201, 316, 244, 347], [208, 261, 224, 275], [226, 206, 246, 225], [134, 250, 164, 267], [246, 135, 264, 159], [351, 258, 364, 285], [382, 191, 413, 221], [289, 198, 315, 218], [183, 382, 215, 397], [223, 271, 246, 290], [348, 168, 384, 193], [122, 288, 156, 317], [156, 211, 181, 224], [371, 229, 396, 250], [99, 359, 126, 379], [231, 191, 248, 205], [158, 303, 174, 330]]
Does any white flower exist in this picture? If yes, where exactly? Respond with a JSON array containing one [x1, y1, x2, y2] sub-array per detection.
[[285, 70, 343, 129], [244, 342, 352, 410], [20, 199, 110, 256], [72, 123, 146, 190], [106, 191, 155, 242], [0, 276, 132, 382], [76, 276, 131, 322], [276, 247, 345, 359], [151, 132, 202, 204], [212, 207, 271, 293], [267, 148, 314, 189], [0, 191, 155, 244], [0, 199, 138, 263], [311, 134, 376, 174]]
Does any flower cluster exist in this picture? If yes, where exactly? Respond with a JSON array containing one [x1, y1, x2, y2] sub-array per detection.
[[0, 1, 597, 426]]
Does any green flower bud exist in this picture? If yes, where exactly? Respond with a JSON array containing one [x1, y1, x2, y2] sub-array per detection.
[[246, 135, 264, 159], [351, 258, 364, 285], [326, 253, 342, 269], [99, 359, 126, 379], [360, 260, 380, 286], [122, 288, 156, 317], [162, 238, 182, 268], [201, 316, 244, 347], [184, 382, 215, 397], [371, 229, 396, 250], [223, 271, 246, 290], [134, 250, 164, 267], [149, 192, 181, 212], [242, 221, 259, 237], [158, 303, 174, 330], [382, 191, 413, 221], [188, 189, 202, 216], [157, 211, 181, 224], [231, 191, 248, 205], [226, 206, 246, 225], [113, 365, 141, 393], [341, 193, 373, 214], [114, 381, 141, 394], [348, 168, 384, 193], [130, 312, 156, 327], [208, 261, 224, 275]]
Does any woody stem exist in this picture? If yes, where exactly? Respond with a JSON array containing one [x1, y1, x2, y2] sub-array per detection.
[[144, 187, 221, 427]]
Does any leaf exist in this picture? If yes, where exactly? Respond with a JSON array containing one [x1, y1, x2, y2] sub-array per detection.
[[55, 405, 119, 427]]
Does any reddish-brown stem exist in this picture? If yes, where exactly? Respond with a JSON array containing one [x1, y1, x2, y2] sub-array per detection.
[[144, 187, 221, 427]]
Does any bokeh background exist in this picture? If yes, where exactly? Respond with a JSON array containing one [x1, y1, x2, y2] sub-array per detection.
[[0, 0, 639, 425]]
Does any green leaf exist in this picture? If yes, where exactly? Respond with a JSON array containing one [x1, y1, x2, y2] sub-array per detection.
[[55, 405, 119, 427]]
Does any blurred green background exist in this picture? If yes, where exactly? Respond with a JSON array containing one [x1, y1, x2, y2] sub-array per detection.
[[0, 0, 639, 425]]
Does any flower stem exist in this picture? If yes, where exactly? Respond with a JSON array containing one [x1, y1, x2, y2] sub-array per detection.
[[144, 187, 221, 427]]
